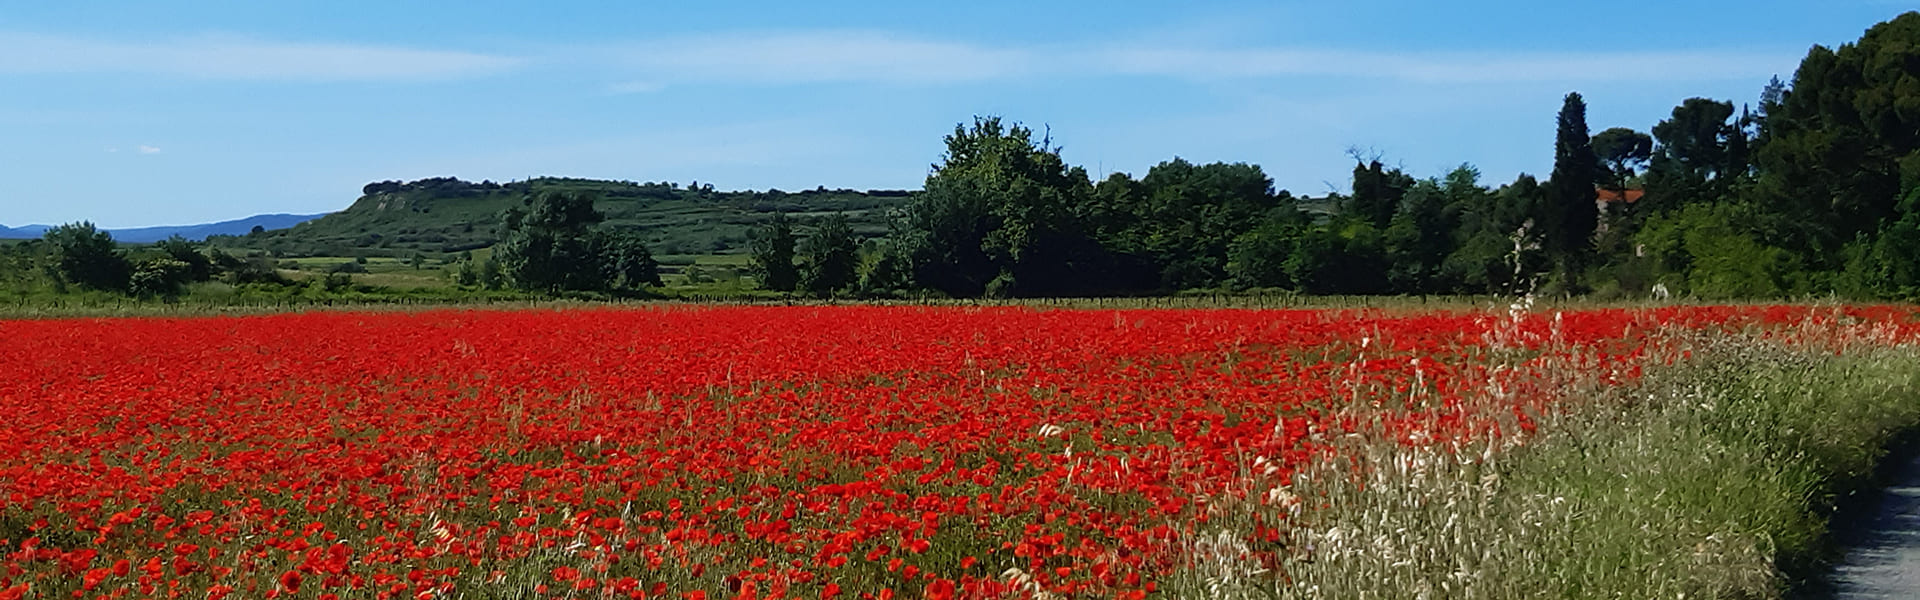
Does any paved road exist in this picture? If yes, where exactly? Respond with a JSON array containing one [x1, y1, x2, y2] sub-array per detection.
[[1831, 453, 1920, 599]]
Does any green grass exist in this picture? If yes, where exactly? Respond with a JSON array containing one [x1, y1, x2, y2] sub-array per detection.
[[1189, 318, 1920, 599]]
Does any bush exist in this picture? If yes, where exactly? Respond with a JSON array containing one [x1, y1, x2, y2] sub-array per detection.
[[43, 222, 131, 292]]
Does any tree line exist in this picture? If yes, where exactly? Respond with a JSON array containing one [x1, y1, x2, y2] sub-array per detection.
[[26, 223, 302, 298], [749, 11, 1920, 300], [22, 12, 1916, 302]]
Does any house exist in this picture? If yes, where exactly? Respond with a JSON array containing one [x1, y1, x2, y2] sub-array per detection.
[[1594, 187, 1645, 237]]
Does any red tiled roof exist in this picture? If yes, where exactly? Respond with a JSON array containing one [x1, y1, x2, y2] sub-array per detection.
[[1597, 188, 1644, 203]]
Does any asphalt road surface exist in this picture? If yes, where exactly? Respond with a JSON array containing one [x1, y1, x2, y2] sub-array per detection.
[[1831, 452, 1920, 599]]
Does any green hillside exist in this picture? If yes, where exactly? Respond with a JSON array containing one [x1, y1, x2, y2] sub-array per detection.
[[213, 177, 911, 259]]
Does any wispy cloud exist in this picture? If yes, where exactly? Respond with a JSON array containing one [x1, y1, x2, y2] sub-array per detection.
[[0, 29, 1790, 89], [605, 80, 666, 95], [605, 31, 1035, 86], [590, 30, 1794, 88], [393, 118, 880, 188], [1093, 47, 1795, 84], [137, 145, 161, 155], [0, 32, 521, 82]]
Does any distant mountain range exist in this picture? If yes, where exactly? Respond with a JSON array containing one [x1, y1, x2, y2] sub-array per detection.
[[0, 213, 329, 243]]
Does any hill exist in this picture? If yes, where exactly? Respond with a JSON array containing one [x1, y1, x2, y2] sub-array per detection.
[[0, 224, 50, 239], [215, 177, 911, 258], [110, 213, 329, 243], [1, 213, 328, 242]]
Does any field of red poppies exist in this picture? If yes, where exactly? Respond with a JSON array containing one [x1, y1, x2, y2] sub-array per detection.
[[2, 304, 1917, 600]]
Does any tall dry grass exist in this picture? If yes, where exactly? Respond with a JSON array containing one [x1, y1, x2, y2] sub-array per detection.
[[1168, 303, 1920, 599]]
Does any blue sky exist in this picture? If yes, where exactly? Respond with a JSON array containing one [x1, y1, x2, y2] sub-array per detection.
[[0, 1, 1908, 228]]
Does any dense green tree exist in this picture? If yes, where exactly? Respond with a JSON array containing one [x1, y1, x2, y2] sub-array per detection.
[[1287, 221, 1389, 295], [1384, 178, 1461, 293], [901, 116, 1093, 297], [153, 235, 214, 282], [477, 256, 506, 290], [1846, 186, 1920, 299], [593, 230, 662, 291], [43, 222, 131, 292], [129, 258, 191, 298], [1637, 201, 1806, 299], [858, 239, 915, 297], [1113, 159, 1287, 290], [497, 191, 605, 293], [496, 191, 656, 294], [1546, 92, 1601, 287], [1645, 98, 1744, 213], [1225, 207, 1310, 290], [207, 247, 288, 286], [1086, 172, 1145, 252], [1755, 11, 1920, 264], [1592, 127, 1654, 192], [799, 214, 858, 297], [1445, 173, 1548, 294], [1082, 172, 1164, 292], [1345, 160, 1414, 229], [747, 213, 799, 292], [455, 258, 480, 287]]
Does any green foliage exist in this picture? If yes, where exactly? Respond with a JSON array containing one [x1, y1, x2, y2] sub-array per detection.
[[215, 176, 905, 260], [595, 229, 663, 290], [1383, 178, 1457, 293], [901, 116, 1094, 297], [452, 250, 503, 290], [0, 241, 56, 297], [1343, 159, 1414, 229], [858, 238, 915, 297], [1286, 220, 1389, 295], [1447, 172, 1550, 294], [1755, 12, 1920, 261], [1100, 159, 1291, 291], [1547, 92, 1601, 283], [496, 191, 598, 292], [1225, 209, 1306, 290], [748, 212, 799, 292], [210, 248, 263, 284], [128, 258, 191, 299], [43, 222, 131, 292], [154, 235, 214, 282], [799, 214, 858, 297], [1643, 98, 1748, 221], [495, 191, 659, 295], [1637, 202, 1806, 299], [1844, 186, 1920, 299], [1591, 127, 1653, 191]]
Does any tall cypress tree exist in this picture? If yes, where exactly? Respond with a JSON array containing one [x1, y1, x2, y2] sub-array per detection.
[[1548, 92, 1600, 285]]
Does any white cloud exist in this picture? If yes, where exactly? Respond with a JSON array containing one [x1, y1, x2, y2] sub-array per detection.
[[1094, 47, 1795, 84], [606, 80, 666, 95], [0, 32, 521, 82], [0, 28, 1791, 89], [586, 30, 1793, 88], [605, 31, 1035, 86], [137, 145, 161, 154]]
